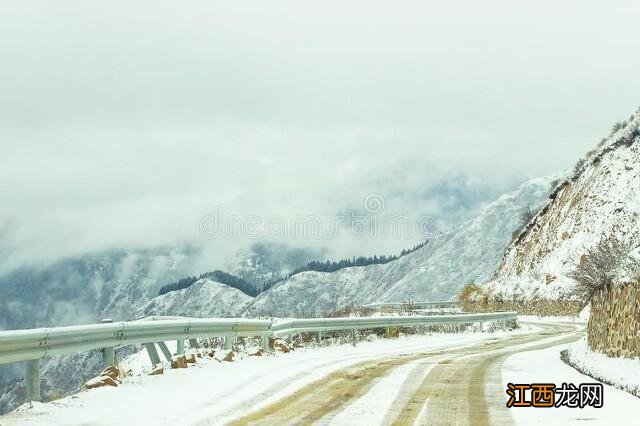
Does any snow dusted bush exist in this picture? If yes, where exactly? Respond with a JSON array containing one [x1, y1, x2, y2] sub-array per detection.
[[571, 158, 586, 181], [611, 120, 626, 134], [568, 235, 637, 308], [510, 207, 537, 244], [458, 282, 482, 311], [325, 303, 375, 318]]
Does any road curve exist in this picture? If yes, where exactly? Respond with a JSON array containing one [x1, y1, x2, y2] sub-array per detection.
[[229, 323, 584, 426]]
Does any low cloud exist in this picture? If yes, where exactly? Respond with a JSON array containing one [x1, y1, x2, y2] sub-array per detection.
[[2, 1, 639, 271]]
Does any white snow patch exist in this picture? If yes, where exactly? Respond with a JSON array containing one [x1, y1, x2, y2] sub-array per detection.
[[564, 337, 640, 398], [502, 338, 640, 424], [326, 358, 428, 424]]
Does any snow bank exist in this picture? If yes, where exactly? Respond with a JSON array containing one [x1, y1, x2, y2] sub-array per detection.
[[502, 336, 640, 425], [563, 337, 640, 398]]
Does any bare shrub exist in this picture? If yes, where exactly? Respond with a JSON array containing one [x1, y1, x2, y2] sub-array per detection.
[[458, 282, 481, 312], [521, 207, 535, 223], [611, 121, 626, 133], [459, 282, 479, 302], [568, 235, 634, 307], [571, 158, 586, 181], [399, 300, 416, 315], [511, 207, 536, 242], [325, 303, 375, 318]]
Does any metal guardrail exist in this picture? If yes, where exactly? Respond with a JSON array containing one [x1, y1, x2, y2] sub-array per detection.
[[0, 318, 271, 364], [271, 311, 515, 336], [0, 318, 271, 402], [367, 301, 459, 310], [0, 310, 516, 404]]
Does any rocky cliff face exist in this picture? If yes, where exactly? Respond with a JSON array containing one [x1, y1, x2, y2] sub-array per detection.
[[483, 112, 640, 301]]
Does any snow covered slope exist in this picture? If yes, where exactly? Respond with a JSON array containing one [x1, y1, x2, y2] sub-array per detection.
[[243, 176, 556, 317], [136, 278, 254, 318], [483, 111, 640, 301], [226, 242, 326, 292]]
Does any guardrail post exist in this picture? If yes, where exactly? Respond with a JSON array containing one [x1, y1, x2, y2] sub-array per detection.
[[479, 321, 484, 332], [157, 342, 173, 361], [101, 318, 115, 366], [224, 336, 233, 350], [316, 331, 322, 345], [177, 339, 185, 355], [351, 329, 356, 347], [261, 334, 270, 354], [189, 338, 199, 349], [25, 359, 41, 402], [385, 327, 391, 338], [145, 343, 161, 366], [102, 347, 116, 366]]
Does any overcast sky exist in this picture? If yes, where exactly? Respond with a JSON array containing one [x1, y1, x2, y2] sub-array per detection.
[[1, 1, 639, 270]]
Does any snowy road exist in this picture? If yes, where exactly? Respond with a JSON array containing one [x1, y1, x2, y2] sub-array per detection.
[[2, 321, 638, 425], [230, 322, 585, 425]]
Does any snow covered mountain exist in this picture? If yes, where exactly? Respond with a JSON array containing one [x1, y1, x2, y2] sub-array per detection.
[[136, 278, 253, 318], [0, 247, 204, 331], [242, 175, 556, 317], [483, 111, 640, 302], [226, 242, 326, 292]]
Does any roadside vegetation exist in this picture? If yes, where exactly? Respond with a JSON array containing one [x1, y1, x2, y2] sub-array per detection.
[[568, 234, 638, 308]]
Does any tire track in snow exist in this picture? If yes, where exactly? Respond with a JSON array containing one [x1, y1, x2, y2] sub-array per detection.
[[320, 357, 442, 425], [230, 353, 436, 426], [390, 323, 583, 426], [198, 334, 512, 424], [382, 325, 567, 424], [229, 323, 576, 425]]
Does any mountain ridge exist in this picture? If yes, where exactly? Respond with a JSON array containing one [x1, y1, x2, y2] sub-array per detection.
[[238, 174, 557, 318]]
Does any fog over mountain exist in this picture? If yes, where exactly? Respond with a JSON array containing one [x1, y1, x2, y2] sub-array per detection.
[[0, 174, 509, 332], [3, 1, 639, 276]]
